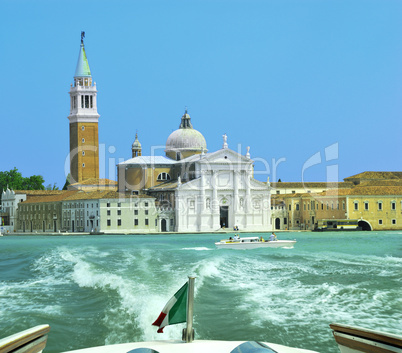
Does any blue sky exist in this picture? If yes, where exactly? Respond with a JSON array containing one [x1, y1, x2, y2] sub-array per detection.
[[1, 0, 401, 188]]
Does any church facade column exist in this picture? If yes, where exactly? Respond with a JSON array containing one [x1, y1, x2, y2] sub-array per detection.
[[212, 170, 220, 229]]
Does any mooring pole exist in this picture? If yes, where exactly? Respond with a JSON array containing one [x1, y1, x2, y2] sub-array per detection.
[[183, 276, 195, 343]]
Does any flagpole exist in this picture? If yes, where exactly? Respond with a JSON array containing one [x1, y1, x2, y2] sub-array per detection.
[[183, 276, 195, 343]]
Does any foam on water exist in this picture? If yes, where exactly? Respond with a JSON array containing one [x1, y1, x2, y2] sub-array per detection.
[[1, 232, 401, 353]]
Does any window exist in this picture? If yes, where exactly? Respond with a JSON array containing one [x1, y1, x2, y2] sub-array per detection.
[[117, 202, 121, 207], [157, 172, 171, 181], [82, 138, 85, 143], [81, 126, 85, 131], [354, 202, 359, 211], [82, 151, 85, 156], [82, 163, 85, 167], [107, 202, 110, 207], [292, 190, 295, 194], [296, 204, 299, 211], [276, 190, 280, 195], [145, 219, 149, 226], [289, 204, 291, 211], [378, 219, 383, 225], [170, 219, 174, 227], [392, 219, 396, 225], [107, 210, 111, 216], [378, 202, 383, 211], [117, 219, 121, 226], [134, 210, 138, 215], [107, 219, 111, 226], [391, 201, 396, 210], [145, 210, 148, 215], [364, 202, 369, 211], [134, 219, 138, 226], [284, 218, 287, 225], [145, 202, 148, 207], [117, 210, 121, 215], [155, 219, 158, 226]]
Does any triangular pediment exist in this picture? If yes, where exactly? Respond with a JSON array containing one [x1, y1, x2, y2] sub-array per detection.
[[199, 148, 252, 164]]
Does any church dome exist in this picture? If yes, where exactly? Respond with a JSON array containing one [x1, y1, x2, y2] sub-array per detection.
[[165, 111, 207, 159]]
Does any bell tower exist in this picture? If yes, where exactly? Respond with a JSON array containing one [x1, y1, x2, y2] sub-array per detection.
[[68, 32, 100, 184], [132, 132, 142, 158]]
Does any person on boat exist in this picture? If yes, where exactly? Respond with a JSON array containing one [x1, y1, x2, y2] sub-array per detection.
[[269, 232, 277, 241], [260, 236, 264, 242], [233, 234, 240, 241]]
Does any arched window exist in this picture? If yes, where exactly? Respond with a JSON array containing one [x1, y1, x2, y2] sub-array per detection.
[[157, 172, 171, 181]]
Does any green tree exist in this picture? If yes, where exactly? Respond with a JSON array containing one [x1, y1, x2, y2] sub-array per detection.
[[45, 183, 59, 190], [62, 174, 71, 190], [0, 168, 45, 196]]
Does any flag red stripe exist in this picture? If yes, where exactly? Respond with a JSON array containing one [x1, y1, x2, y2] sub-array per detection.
[[152, 312, 167, 328]]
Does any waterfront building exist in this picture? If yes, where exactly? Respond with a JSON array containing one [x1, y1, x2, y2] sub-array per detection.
[[1, 189, 69, 233], [62, 191, 158, 233], [68, 32, 100, 185], [281, 190, 349, 231], [16, 191, 78, 233], [1, 188, 24, 233], [273, 172, 402, 231], [270, 197, 288, 230], [346, 185, 402, 231], [118, 111, 271, 232]]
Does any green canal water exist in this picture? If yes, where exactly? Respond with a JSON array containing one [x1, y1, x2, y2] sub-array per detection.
[[0, 231, 401, 353]]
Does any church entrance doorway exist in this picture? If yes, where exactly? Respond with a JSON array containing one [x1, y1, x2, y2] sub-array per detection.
[[53, 220, 57, 232], [161, 219, 167, 232], [43, 221, 45, 232], [72, 220, 75, 233], [220, 206, 228, 228], [275, 218, 281, 230]]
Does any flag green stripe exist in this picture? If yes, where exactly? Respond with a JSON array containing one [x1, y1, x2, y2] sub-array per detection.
[[167, 282, 188, 325]]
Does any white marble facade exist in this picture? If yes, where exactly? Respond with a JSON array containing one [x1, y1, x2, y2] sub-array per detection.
[[175, 147, 271, 232]]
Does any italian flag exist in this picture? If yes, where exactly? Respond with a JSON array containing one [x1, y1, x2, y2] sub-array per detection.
[[152, 281, 188, 333]]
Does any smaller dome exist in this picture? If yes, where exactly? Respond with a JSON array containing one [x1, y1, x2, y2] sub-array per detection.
[[132, 133, 141, 149]]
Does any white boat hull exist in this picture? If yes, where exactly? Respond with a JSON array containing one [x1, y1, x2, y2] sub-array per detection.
[[62, 339, 318, 353], [215, 240, 296, 249]]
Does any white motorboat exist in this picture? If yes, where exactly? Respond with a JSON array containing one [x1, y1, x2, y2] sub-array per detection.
[[3, 322, 402, 353], [215, 236, 296, 249], [0, 324, 318, 353]]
